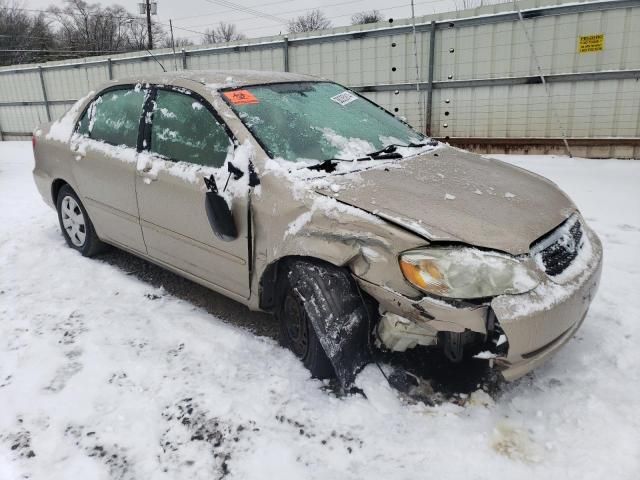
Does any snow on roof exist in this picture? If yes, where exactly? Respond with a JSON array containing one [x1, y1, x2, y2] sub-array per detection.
[[114, 69, 320, 90]]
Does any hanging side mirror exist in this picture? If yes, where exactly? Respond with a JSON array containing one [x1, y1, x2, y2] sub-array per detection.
[[204, 175, 237, 242]]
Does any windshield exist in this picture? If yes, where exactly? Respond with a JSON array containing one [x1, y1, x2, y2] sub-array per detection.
[[222, 82, 426, 163]]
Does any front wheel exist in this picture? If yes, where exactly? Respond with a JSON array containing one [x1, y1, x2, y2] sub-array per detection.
[[278, 283, 335, 379], [56, 184, 106, 257], [276, 259, 372, 385]]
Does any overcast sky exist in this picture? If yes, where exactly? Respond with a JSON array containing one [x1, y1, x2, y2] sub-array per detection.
[[22, 0, 482, 43]]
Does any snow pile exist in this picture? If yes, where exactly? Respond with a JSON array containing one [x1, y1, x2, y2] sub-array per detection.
[[70, 134, 138, 164], [531, 214, 594, 284], [263, 157, 388, 237], [263, 140, 441, 236], [44, 91, 94, 143], [203, 76, 240, 94], [1, 144, 639, 479]]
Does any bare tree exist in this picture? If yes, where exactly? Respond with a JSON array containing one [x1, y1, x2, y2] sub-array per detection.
[[123, 15, 166, 51], [49, 0, 165, 55], [453, 0, 510, 10], [202, 28, 216, 45], [287, 9, 331, 33], [202, 22, 245, 44], [216, 22, 245, 42], [0, 1, 58, 66], [49, 1, 128, 54], [160, 36, 194, 49], [351, 10, 382, 25]]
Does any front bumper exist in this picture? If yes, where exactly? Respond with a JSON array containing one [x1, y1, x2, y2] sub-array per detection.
[[491, 225, 603, 380], [357, 224, 603, 381]]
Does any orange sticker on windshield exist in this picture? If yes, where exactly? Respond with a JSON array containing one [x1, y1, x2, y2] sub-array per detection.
[[223, 90, 259, 105]]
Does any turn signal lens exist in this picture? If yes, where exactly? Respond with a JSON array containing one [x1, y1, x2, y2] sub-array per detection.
[[399, 258, 448, 295]]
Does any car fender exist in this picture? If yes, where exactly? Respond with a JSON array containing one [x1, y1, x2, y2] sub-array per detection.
[[248, 174, 427, 310]]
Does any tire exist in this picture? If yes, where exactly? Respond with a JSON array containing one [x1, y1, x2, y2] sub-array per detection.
[[56, 184, 106, 257], [276, 259, 372, 384]]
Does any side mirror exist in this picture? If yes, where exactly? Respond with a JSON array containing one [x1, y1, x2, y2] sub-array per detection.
[[204, 175, 237, 241]]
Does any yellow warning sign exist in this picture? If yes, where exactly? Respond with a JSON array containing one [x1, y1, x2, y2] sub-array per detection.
[[578, 34, 605, 53]]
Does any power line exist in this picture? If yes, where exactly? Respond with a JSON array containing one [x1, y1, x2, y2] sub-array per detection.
[[202, 0, 288, 25], [181, 0, 368, 30], [0, 48, 125, 53], [171, 0, 294, 22], [2, 0, 456, 45], [177, 0, 451, 38], [3, 5, 214, 39]]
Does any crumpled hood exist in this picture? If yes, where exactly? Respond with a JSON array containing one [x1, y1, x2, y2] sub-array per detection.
[[315, 146, 576, 255]]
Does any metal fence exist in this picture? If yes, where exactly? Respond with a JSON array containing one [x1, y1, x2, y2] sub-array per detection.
[[1, 0, 639, 158]]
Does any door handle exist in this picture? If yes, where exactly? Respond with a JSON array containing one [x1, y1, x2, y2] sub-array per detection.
[[71, 144, 85, 160]]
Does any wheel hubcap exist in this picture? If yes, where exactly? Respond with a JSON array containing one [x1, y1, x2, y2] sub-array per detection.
[[61, 196, 86, 247], [283, 293, 309, 359]]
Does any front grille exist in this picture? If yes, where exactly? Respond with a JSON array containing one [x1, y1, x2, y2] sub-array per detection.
[[533, 215, 584, 277]]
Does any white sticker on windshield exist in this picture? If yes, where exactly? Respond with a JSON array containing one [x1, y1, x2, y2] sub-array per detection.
[[330, 91, 358, 106]]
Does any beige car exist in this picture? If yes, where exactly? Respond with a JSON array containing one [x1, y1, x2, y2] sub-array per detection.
[[32, 70, 602, 386]]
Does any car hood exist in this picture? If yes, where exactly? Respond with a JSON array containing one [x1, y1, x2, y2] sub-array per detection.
[[314, 146, 576, 255]]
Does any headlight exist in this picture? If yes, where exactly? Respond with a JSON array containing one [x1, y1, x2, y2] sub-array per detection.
[[399, 247, 539, 299]]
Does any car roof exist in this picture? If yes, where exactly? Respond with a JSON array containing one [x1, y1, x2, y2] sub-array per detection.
[[114, 69, 321, 90]]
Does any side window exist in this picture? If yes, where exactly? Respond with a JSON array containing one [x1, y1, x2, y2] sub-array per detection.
[[76, 88, 145, 148], [150, 90, 231, 168]]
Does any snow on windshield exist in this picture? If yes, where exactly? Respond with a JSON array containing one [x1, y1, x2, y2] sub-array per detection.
[[321, 128, 375, 160], [225, 82, 431, 163]]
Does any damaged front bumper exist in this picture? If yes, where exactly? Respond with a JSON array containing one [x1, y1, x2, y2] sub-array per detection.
[[356, 225, 603, 381], [491, 226, 602, 380]]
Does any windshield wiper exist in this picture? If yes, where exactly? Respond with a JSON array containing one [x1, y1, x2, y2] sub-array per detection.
[[362, 140, 438, 159], [307, 139, 438, 172], [306, 158, 349, 173], [307, 153, 390, 173]]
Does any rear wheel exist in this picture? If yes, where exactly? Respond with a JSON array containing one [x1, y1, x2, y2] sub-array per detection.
[[56, 184, 106, 257]]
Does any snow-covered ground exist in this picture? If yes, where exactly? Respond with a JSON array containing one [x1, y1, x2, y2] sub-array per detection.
[[1, 142, 639, 479]]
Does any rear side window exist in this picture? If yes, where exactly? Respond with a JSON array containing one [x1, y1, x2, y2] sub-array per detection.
[[77, 87, 145, 148], [149, 90, 231, 168]]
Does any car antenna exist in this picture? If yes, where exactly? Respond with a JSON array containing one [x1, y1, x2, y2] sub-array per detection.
[[143, 47, 167, 72]]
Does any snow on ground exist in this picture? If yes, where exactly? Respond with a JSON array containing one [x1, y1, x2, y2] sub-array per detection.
[[1, 143, 639, 479]]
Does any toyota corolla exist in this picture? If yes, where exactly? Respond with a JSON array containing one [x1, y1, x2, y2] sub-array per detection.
[[32, 70, 602, 386]]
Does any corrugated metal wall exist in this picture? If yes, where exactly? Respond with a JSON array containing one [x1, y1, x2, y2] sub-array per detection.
[[1, 0, 639, 157]]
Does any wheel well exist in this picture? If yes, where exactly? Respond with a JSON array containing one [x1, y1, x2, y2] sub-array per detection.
[[51, 179, 68, 205], [258, 255, 342, 312]]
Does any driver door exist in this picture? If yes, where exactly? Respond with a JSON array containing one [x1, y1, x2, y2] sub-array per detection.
[[134, 87, 250, 299]]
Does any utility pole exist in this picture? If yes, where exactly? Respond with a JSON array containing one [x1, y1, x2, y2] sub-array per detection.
[[146, 0, 153, 50], [169, 19, 178, 71]]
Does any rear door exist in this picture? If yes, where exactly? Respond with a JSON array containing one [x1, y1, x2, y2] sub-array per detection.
[[71, 86, 147, 254], [134, 87, 250, 299]]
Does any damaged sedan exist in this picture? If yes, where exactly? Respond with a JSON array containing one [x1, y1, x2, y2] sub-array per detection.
[[32, 70, 602, 387]]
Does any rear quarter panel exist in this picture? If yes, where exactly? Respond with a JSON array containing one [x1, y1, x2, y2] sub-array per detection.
[[33, 127, 81, 209], [32, 91, 97, 209]]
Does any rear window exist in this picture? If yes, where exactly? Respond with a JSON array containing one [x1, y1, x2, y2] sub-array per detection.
[[77, 87, 145, 148]]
